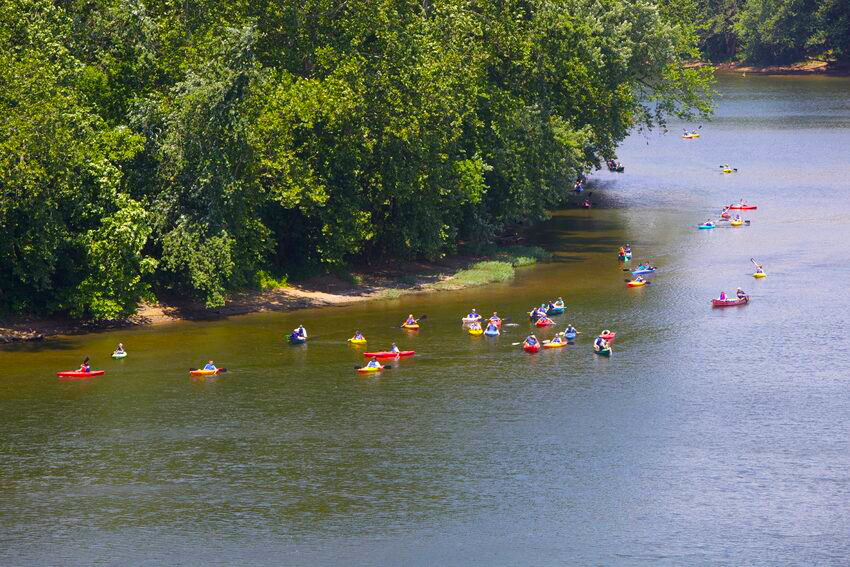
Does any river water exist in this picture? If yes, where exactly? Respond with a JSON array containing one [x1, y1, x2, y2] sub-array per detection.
[[2, 75, 850, 564]]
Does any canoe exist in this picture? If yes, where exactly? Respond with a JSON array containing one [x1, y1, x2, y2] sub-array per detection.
[[189, 368, 221, 376], [462, 316, 482, 324], [627, 280, 646, 287], [599, 331, 616, 341], [363, 351, 415, 358], [728, 204, 757, 210], [698, 224, 715, 230], [565, 331, 577, 341], [631, 267, 656, 275], [730, 220, 743, 226], [544, 340, 566, 349], [357, 365, 383, 374], [523, 342, 541, 354], [753, 272, 766, 279], [289, 334, 307, 344], [484, 328, 500, 337], [56, 370, 104, 378], [594, 346, 612, 356], [711, 296, 749, 307], [111, 352, 127, 359], [468, 327, 484, 336], [546, 305, 565, 316], [401, 323, 420, 330], [535, 318, 555, 327], [348, 338, 367, 345]]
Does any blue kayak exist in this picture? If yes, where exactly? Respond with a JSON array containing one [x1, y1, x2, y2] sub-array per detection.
[[631, 267, 656, 275], [484, 328, 500, 337], [546, 305, 565, 316], [698, 224, 715, 230], [289, 333, 306, 345], [565, 331, 577, 341]]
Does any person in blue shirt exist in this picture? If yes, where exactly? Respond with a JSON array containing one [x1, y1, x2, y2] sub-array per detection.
[[485, 322, 499, 334], [79, 357, 91, 373], [203, 360, 217, 371], [293, 325, 307, 338], [467, 308, 480, 320], [353, 330, 364, 340], [366, 356, 381, 369], [390, 343, 400, 354], [594, 337, 608, 350], [525, 335, 538, 346]]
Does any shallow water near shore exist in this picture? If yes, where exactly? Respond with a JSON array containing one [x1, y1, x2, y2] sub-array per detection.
[[2, 75, 850, 564]]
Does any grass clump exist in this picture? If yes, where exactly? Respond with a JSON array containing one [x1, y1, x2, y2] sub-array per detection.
[[497, 245, 552, 266], [257, 270, 289, 290], [432, 261, 515, 291], [378, 289, 403, 300]]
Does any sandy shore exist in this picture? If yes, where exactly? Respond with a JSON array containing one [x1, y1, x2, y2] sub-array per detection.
[[0, 256, 497, 342], [692, 60, 850, 76]]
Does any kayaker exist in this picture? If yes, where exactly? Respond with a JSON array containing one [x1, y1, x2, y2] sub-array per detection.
[[466, 308, 480, 320], [619, 246, 625, 256], [203, 360, 217, 371], [404, 314, 417, 325], [390, 342, 400, 354], [549, 333, 565, 345], [736, 288, 747, 299], [634, 276, 644, 284], [565, 324, 577, 335], [625, 244, 631, 254], [469, 321, 482, 331], [555, 296, 564, 307], [366, 356, 381, 369], [593, 336, 606, 349], [79, 357, 91, 373], [485, 322, 499, 334], [352, 330, 365, 340], [293, 325, 307, 339], [114, 343, 125, 355], [602, 329, 612, 336], [719, 291, 727, 301], [489, 312, 501, 324], [524, 335, 539, 346]]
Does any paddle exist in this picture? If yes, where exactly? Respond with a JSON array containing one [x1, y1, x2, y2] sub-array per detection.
[[750, 257, 762, 268], [189, 368, 228, 373]]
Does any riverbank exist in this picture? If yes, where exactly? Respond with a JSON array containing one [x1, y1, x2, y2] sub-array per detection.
[[0, 246, 549, 342], [696, 60, 850, 76]]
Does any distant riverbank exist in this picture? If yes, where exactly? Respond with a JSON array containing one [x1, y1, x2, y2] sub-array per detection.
[[0, 246, 550, 343], [691, 60, 850, 76]]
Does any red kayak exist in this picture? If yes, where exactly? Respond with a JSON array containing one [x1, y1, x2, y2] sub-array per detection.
[[535, 318, 554, 327], [523, 342, 541, 353], [56, 370, 104, 379], [599, 331, 617, 341], [711, 296, 749, 307], [728, 204, 757, 210], [363, 351, 415, 358]]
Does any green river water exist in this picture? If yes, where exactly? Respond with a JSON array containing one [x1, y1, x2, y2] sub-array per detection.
[[2, 75, 850, 564]]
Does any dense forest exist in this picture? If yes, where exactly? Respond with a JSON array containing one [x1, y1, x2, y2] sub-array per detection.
[[696, 0, 850, 64], [0, 0, 712, 318]]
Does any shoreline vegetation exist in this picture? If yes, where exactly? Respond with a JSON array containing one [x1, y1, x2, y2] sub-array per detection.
[[694, 60, 850, 76], [0, 246, 550, 343]]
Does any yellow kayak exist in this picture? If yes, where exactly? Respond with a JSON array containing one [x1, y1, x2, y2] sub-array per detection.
[[723, 168, 733, 173], [627, 280, 646, 287], [348, 337, 367, 345], [544, 341, 566, 349], [401, 323, 420, 330], [357, 365, 383, 374], [730, 220, 743, 226], [468, 327, 483, 336], [753, 272, 766, 278]]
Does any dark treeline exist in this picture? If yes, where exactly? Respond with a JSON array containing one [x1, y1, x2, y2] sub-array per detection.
[[0, 0, 711, 318], [696, 0, 850, 64]]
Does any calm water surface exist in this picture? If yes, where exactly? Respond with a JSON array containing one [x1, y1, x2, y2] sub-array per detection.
[[2, 75, 850, 564]]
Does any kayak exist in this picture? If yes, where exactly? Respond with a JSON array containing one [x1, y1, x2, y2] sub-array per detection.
[[363, 351, 415, 358], [401, 323, 420, 330], [189, 368, 221, 376], [462, 316, 482, 324], [546, 305, 565, 316], [111, 352, 127, 359], [289, 333, 307, 344], [753, 272, 767, 279], [720, 212, 731, 219], [56, 370, 104, 378], [594, 345, 612, 356], [565, 331, 577, 342], [711, 296, 749, 307], [535, 318, 555, 327], [357, 365, 383, 374], [627, 280, 646, 287], [468, 327, 484, 336], [348, 338, 367, 345], [722, 168, 733, 173], [698, 224, 715, 230], [484, 328, 500, 337], [728, 204, 757, 210], [631, 267, 656, 275], [523, 342, 541, 354], [599, 331, 616, 341], [544, 340, 566, 349], [730, 220, 744, 226]]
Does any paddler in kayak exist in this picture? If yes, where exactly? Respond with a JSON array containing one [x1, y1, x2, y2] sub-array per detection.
[[389, 342, 401, 354], [565, 324, 577, 335], [548, 332, 566, 345], [114, 343, 125, 355], [625, 244, 631, 255], [618, 246, 626, 257], [736, 287, 747, 299], [352, 330, 365, 341], [593, 336, 609, 350], [718, 291, 727, 301], [293, 325, 307, 339], [524, 334, 539, 347], [466, 308, 480, 321], [366, 356, 381, 369], [484, 321, 499, 334], [79, 356, 91, 373], [489, 312, 501, 326], [633, 276, 645, 284], [203, 360, 217, 371], [404, 314, 417, 326]]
